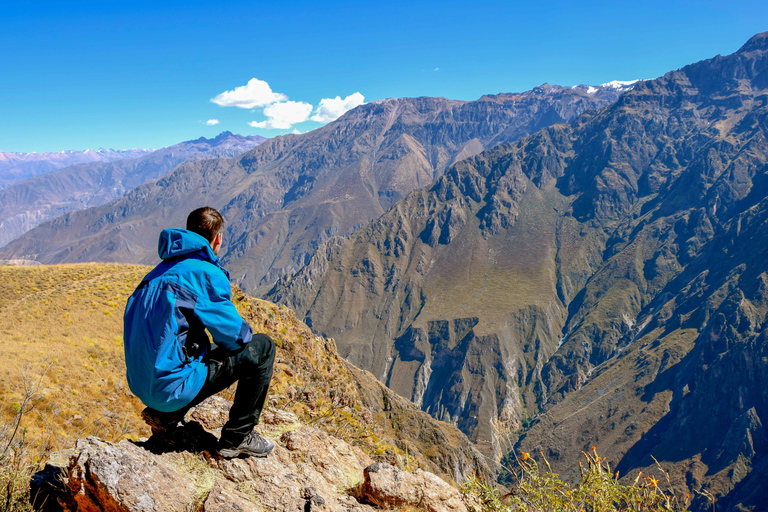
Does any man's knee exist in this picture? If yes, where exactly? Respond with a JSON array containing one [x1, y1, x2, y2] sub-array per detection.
[[244, 333, 275, 365]]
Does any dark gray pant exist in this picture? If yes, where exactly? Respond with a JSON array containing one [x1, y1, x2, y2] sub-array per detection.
[[148, 333, 276, 446]]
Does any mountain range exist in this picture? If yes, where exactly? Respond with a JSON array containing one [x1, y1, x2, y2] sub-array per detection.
[[3, 31, 768, 510], [0, 132, 265, 248], [0, 83, 629, 293], [265, 32, 768, 510], [0, 147, 155, 189]]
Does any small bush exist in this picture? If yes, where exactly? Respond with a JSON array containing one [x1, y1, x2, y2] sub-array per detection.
[[0, 428, 45, 512], [0, 363, 52, 512], [462, 447, 691, 512]]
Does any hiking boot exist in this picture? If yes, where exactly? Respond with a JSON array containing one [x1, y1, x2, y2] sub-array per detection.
[[141, 407, 184, 436], [217, 430, 275, 458]]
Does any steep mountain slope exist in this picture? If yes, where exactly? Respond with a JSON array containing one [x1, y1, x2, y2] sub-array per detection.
[[0, 85, 626, 293], [0, 147, 153, 189], [266, 33, 768, 510], [0, 132, 265, 248], [0, 263, 490, 485]]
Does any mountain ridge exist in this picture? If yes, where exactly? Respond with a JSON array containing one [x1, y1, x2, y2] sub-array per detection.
[[0, 147, 154, 189], [0, 84, 631, 295], [266, 32, 768, 510], [0, 132, 266, 248]]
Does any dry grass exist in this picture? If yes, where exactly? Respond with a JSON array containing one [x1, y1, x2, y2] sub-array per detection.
[[419, 185, 561, 334], [0, 263, 410, 465], [0, 261, 483, 512], [0, 263, 150, 454]]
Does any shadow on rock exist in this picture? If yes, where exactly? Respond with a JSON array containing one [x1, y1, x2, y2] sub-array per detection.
[[133, 419, 219, 455]]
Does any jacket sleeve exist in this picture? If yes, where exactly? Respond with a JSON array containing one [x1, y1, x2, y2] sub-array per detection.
[[194, 270, 253, 352]]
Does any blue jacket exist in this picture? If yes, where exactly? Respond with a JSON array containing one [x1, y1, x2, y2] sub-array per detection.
[[123, 228, 253, 412]]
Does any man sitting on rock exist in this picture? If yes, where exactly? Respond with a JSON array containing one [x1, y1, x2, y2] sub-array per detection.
[[123, 206, 276, 458]]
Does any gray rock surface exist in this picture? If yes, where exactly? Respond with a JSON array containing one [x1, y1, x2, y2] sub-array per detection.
[[42, 396, 471, 512], [362, 463, 468, 512]]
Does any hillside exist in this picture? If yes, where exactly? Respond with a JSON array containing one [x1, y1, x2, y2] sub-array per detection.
[[0, 263, 489, 486], [0, 85, 627, 294], [266, 32, 768, 511], [2, 267, 687, 511], [0, 132, 265, 248]]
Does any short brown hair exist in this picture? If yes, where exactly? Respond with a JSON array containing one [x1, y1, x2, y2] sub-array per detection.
[[186, 207, 224, 243]]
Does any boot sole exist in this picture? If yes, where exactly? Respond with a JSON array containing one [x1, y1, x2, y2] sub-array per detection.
[[216, 447, 272, 458]]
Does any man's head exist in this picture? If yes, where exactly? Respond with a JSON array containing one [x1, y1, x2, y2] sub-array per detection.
[[187, 207, 224, 256]]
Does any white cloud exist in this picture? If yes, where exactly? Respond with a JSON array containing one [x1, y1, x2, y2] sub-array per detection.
[[310, 92, 365, 123], [211, 78, 288, 109], [205, 119, 220, 126], [248, 101, 313, 129]]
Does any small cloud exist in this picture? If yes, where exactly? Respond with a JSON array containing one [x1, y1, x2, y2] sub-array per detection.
[[205, 119, 220, 126], [434, 67, 439, 71], [211, 78, 288, 109], [248, 101, 313, 129], [310, 92, 365, 123], [292, 129, 302, 134]]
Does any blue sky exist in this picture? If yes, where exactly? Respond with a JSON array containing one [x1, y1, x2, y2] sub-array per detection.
[[1, 1, 766, 152]]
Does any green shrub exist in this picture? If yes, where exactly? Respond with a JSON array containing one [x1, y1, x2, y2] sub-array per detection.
[[462, 447, 691, 512]]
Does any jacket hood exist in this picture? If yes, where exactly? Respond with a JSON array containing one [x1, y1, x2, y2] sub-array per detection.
[[158, 228, 218, 262]]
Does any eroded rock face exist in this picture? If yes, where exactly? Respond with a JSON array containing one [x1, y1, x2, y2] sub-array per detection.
[[44, 397, 471, 512]]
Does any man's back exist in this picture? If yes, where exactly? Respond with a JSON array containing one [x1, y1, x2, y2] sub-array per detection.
[[124, 207, 274, 459], [124, 228, 251, 412]]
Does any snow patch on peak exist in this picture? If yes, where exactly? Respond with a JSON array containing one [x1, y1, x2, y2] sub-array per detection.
[[600, 79, 642, 89], [370, 98, 399, 105], [574, 79, 645, 95]]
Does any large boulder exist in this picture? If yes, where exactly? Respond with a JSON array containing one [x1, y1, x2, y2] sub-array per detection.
[[361, 463, 468, 512]]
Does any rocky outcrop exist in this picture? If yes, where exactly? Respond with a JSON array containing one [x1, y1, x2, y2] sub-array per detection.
[[362, 463, 467, 511], [1, 264, 490, 498], [6, 265, 488, 510], [39, 396, 471, 512]]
